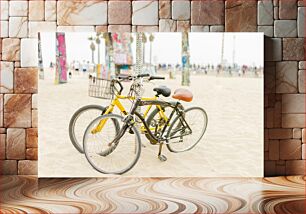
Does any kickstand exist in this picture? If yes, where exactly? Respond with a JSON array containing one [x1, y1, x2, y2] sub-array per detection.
[[158, 143, 167, 162]]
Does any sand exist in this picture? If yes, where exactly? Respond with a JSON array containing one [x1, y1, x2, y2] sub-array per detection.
[[38, 69, 263, 177]]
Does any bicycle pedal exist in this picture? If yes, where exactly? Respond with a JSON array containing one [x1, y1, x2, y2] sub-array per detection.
[[158, 155, 167, 162]]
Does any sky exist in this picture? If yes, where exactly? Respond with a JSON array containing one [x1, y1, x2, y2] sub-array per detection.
[[189, 33, 263, 67], [40, 32, 105, 67], [40, 32, 263, 67]]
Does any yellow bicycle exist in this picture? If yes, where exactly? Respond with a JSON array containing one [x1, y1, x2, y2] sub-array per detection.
[[69, 74, 173, 153]]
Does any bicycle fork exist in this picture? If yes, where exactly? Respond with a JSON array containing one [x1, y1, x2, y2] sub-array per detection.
[[107, 99, 139, 148], [108, 115, 133, 147]]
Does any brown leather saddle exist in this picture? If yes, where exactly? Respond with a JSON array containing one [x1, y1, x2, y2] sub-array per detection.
[[172, 88, 193, 102]]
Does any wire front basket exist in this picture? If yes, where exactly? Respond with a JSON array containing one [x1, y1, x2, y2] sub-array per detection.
[[88, 77, 114, 99]]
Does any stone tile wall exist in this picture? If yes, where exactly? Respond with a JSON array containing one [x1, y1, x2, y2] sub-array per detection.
[[0, 0, 305, 176]]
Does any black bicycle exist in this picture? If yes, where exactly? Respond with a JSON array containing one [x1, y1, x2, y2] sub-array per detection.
[[83, 75, 208, 174]]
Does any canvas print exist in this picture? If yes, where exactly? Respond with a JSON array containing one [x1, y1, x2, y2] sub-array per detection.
[[38, 32, 264, 177]]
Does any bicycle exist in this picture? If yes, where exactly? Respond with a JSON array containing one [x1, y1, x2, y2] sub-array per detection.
[[69, 73, 175, 153], [83, 75, 208, 174]]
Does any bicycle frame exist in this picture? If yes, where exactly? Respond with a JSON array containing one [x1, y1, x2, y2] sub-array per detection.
[[90, 94, 168, 134], [127, 99, 192, 144]]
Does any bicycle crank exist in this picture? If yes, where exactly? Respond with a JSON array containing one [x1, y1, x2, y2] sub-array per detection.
[[164, 138, 183, 144]]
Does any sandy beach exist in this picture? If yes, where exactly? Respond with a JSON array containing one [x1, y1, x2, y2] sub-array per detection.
[[38, 69, 263, 177]]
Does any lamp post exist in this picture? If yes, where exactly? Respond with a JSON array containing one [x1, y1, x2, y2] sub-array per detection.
[[232, 35, 236, 69], [96, 33, 101, 64], [221, 33, 225, 71], [88, 37, 96, 64], [141, 33, 147, 65]]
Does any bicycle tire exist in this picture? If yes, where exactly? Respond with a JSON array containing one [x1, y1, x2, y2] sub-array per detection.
[[166, 107, 208, 153], [83, 114, 141, 174]]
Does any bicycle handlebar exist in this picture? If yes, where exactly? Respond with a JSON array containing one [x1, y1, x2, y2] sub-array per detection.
[[112, 79, 124, 94], [149, 76, 165, 80], [114, 74, 165, 94], [118, 74, 165, 81], [118, 73, 149, 80]]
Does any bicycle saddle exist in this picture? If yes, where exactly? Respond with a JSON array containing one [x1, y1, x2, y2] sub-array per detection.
[[153, 86, 171, 97], [172, 88, 193, 102]]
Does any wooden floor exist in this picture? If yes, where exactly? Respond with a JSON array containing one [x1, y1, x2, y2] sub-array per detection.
[[0, 176, 305, 213]]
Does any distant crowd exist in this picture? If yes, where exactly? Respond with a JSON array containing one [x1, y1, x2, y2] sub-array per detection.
[[48, 61, 263, 79], [157, 63, 263, 77], [50, 60, 95, 78]]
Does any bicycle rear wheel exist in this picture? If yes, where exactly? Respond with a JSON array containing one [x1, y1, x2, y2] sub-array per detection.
[[83, 114, 141, 174], [166, 107, 208, 153], [69, 105, 119, 153]]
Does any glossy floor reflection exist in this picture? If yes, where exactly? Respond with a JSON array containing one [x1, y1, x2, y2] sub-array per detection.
[[0, 176, 305, 213]]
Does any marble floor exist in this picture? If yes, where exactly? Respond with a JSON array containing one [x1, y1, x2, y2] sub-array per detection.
[[0, 176, 305, 213]]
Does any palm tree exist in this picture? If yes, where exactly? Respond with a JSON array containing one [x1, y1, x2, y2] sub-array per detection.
[[96, 32, 102, 64]]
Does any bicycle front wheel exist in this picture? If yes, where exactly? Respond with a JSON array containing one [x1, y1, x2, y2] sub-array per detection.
[[166, 107, 208, 153], [83, 114, 141, 174]]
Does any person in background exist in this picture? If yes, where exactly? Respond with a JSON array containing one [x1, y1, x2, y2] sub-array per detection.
[[242, 65, 247, 76], [68, 61, 74, 78], [74, 60, 80, 74], [82, 60, 87, 73], [216, 64, 221, 75], [228, 66, 232, 76], [254, 66, 258, 77], [86, 61, 90, 73], [238, 67, 242, 77]]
